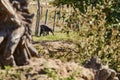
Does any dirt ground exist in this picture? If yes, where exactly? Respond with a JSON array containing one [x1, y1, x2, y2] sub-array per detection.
[[0, 41, 119, 80], [0, 57, 94, 80], [0, 41, 94, 80], [34, 40, 80, 62]]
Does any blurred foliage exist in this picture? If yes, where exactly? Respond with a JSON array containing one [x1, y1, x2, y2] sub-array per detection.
[[51, 0, 120, 26], [51, 0, 120, 72]]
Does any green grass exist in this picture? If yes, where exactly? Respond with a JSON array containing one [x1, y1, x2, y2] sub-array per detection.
[[33, 31, 77, 42]]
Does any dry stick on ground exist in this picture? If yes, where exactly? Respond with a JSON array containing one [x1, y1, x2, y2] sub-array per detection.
[[0, 0, 38, 67]]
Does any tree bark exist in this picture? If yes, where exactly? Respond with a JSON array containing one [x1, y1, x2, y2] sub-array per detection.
[[44, 9, 48, 25], [0, 0, 38, 67], [35, 0, 41, 36], [53, 10, 57, 32]]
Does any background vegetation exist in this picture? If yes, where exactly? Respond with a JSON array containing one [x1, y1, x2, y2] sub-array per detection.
[[0, 0, 119, 80], [49, 0, 120, 72], [29, 0, 120, 72]]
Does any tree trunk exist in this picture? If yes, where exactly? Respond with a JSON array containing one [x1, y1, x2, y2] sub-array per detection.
[[35, 0, 41, 36], [40, 6, 43, 19], [0, 0, 38, 68], [53, 10, 57, 32], [44, 9, 48, 25]]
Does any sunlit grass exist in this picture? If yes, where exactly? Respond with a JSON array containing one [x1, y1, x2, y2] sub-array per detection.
[[33, 31, 77, 42]]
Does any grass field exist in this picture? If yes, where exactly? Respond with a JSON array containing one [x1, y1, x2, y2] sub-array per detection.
[[33, 31, 77, 42]]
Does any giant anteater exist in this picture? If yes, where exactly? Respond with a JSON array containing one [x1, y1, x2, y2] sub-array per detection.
[[40, 25, 54, 36]]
